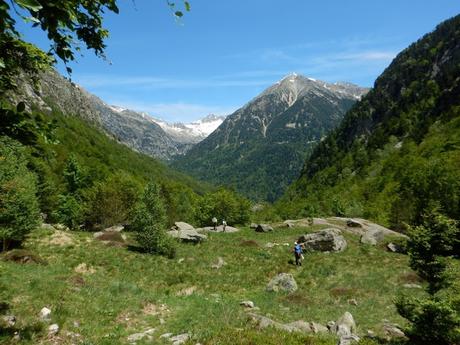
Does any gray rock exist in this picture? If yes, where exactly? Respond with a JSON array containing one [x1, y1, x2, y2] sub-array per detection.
[[170, 333, 190, 345], [48, 324, 59, 335], [360, 229, 384, 245], [333, 312, 356, 337], [168, 229, 207, 243], [298, 228, 347, 252], [266, 273, 297, 293], [211, 257, 226, 269], [387, 242, 406, 253], [255, 224, 274, 232], [338, 335, 360, 345], [310, 322, 328, 333], [172, 222, 195, 231], [383, 323, 406, 339], [240, 301, 255, 308], [248, 313, 326, 335], [348, 299, 358, 306], [127, 328, 156, 343], [104, 225, 124, 232], [346, 219, 363, 228], [284, 320, 312, 333], [39, 307, 51, 321], [250, 223, 258, 229]]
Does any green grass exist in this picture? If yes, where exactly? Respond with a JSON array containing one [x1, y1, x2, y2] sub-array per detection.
[[0, 225, 424, 344]]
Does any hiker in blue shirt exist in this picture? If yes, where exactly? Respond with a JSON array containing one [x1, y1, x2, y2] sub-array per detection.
[[294, 241, 303, 266]]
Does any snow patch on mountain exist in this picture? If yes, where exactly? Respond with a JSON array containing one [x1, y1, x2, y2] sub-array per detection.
[[152, 114, 226, 144]]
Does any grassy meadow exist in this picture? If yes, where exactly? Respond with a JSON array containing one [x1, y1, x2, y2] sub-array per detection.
[[0, 224, 424, 345]]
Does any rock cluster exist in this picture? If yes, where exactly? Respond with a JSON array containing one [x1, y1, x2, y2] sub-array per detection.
[[168, 222, 207, 243], [297, 228, 347, 252], [266, 273, 298, 293]]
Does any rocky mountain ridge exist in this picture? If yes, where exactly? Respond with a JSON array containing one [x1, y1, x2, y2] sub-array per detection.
[[173, 74, 368, 201], [14, 70, 222, 160]]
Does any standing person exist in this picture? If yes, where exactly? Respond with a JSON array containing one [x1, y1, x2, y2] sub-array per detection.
[[222, 219, 227, 232], [293, 241, 303, 266], [212, 217, 217, 231]]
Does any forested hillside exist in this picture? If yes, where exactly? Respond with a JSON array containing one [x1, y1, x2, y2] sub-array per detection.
[[174, 75, 367, 201], [275, 15, 460, 230]]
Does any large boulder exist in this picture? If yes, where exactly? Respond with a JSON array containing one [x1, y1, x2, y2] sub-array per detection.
[[255, 224, 274, 232], [171, 222, 195, 231], [332, 312, 356, 337], [196, 225, 239, 233], [168, 229, 207, 243], [297, 228, 347, 252], [360, 228, 385, 245], [266, 273, 297, 293]]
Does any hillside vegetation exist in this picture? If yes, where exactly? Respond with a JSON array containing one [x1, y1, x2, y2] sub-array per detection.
[[0, 223, 427, 345], [173, 76, 366, 202], [274, 15, 460, 230]]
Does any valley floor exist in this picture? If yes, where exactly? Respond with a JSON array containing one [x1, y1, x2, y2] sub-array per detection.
[[0, 225, 423, 344]]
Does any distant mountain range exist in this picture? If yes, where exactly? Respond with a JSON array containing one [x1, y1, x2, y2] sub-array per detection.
[[13, 70, 225, 160], [152, 114, 226, 145], [172, 74, 368, 201]]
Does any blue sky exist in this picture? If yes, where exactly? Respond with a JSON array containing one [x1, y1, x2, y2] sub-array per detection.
[[16, 0, 460, 122]]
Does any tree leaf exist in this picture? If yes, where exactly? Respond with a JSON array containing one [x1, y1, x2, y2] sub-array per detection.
[[15, 0, 43, 12], [174, 11, 183, 17], [0, 59, 5, 69], [184, 1, 191, 11]]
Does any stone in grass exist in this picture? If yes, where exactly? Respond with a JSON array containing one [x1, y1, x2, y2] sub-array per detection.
[[211, 257, 226, 269], [240, 301, 255, 308], [127, 328, 156, 343], [39, 307, 52, 321], [332, 312, 356, 337], [338, 334, 360, 345], [266, 273, 297, 293], [171, 333, 189, 345], [48, 324, 59, 336], [255, 224, 274, 233], [298, 229, 347, 252]]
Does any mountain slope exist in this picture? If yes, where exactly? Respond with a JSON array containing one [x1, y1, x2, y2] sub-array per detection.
[[279, 15, 460, 229], [173, 75, 367, 201], [19, 70, 215, 160]]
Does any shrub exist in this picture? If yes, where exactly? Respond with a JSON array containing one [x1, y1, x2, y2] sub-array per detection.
[[52, 194, 84, 230], [196, 188, 251, 227], [84, 173, 142, 229], [131, 182, 176, 258], [0, 137, 40, 251], [396, 209, 460, 344]]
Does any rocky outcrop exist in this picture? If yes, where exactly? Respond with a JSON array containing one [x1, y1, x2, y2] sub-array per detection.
[[297, 229, 347, 252], [168, 229, 207, 243], [255, 224, 274, 233], [266, 273, 298, 293]]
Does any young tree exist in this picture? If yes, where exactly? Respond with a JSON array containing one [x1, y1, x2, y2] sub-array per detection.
[[396, 209, 460, 344], [131, 182, 176, 258], [0, 136, 40, 251]]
